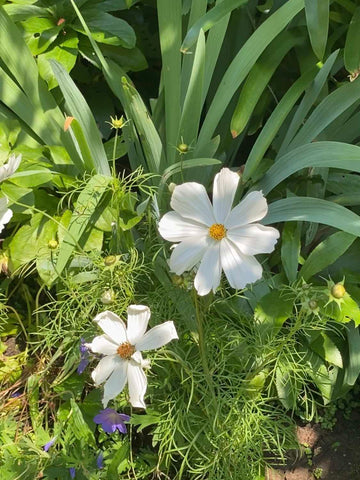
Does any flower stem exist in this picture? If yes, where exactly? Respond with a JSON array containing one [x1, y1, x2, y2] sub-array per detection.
[[112, 128, 119, 177], [192, 290, 216, 406]]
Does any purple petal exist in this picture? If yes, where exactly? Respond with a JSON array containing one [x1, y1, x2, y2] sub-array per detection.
[[43, 437, 56, 452], [69, 467, 76, 478], [115, 422, 127, 434], [77, 357, 89, 375], [93, 408, 130, 434], [96, 452, 104, 469], [119, 413, 131, 422]]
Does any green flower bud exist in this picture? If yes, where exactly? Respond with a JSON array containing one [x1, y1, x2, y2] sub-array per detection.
[[48, 239, 58, 250], [178, 143, 188, 153], [101, 289, 116, 305], [331, 283, 346, 299], [104, 255, 117, 266]]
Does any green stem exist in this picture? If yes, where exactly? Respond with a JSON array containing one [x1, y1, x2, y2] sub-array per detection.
[[192, 289, 216, 405], [112, 128, 119, 177]]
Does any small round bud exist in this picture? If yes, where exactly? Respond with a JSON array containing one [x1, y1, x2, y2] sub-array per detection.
[[331, 283, 346, 299], [168, 182, 177, 194], [104, 255, 117, 266], [101, 289, 116, 305], [178, 143, 188, 153], [48, 239, 58, 250], [308, 300, 318, 310]]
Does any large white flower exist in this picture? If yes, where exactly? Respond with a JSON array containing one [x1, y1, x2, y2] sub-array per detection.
[[86, 306, 178, 409], [158, 168, 279, 296], [0, 154, 21, 183], [0, 197, 13, 234]]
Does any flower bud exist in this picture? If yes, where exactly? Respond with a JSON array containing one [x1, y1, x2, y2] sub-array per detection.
[[48, 239, 58, 250], [177, 143, 188, 153], [308, 300, 318, 310], [168, 182, 177, 194], [104, 255, 117, 266], [331, 283, 346, 299], [101, 289, 116, 305]]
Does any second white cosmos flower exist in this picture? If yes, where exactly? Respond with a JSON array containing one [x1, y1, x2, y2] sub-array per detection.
[[86, 305, 178, 409], [158, 168, 280, 296]]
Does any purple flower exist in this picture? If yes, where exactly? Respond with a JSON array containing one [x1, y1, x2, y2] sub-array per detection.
[[43, 437, 56, 452], [93, 408, 130, 434], [69, 467, 76, 478], [96, 452, 104, 469], [77, 338, 89, 374]]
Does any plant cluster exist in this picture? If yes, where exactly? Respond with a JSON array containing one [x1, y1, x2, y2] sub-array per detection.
[[1, 1, 360, 479]]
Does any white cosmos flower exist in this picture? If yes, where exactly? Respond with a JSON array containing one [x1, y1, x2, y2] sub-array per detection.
[[0, 154, 21, 183], [86, 306, 178, 409], [0, 197, 13, 234], [158, 168, 279, 296]]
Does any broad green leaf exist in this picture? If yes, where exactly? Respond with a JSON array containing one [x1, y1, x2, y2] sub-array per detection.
[[254, 289, 294, 336], [37, 34, 78, 89], [157, 0, 182, 166], [230, 30, 301, 138], [299, 231, 356, 281], [276, 365, 299, 410], [344, 7, 360, 74], [305, 0, 329, 60], [54, 175, 111, 279], [74, 9, 135, 48], [3, 4, 47, 22], [9, 169, 53, 188], [107, 442, 129, 476], [21, 17, 60, 55], [281, 222, 301, 283], [181, 0, 249, 52], [344, 323, 360, 386], [309, 332, 343, 368], [51, 60, 110, 175], [260, 142, 360, 195], [196, 0, 305, 153], [264, 197, 360, 237], [243, 68, 317, 182]]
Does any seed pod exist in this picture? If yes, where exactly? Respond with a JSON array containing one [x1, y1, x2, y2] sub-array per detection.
[[331, 283, 346, 299]]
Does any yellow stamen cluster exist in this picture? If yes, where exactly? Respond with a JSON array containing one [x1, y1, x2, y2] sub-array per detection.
[[209, 223, 226, 241], [117, 342, 135, 360]]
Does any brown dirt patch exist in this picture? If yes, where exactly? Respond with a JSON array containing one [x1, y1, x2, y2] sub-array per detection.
[[267, 409, 360, 480]]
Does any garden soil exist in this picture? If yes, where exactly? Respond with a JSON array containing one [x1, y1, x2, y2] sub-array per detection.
[[266, 410, 360, 480]]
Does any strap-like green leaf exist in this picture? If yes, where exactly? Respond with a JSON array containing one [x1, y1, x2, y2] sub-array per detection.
[[305, 0, 329, 60]]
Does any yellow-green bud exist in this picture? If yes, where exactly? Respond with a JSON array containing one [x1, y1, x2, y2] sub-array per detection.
[[104, 255, 117, 266], [331, 283, 346, 299], [178, 143, 188, 153], [168, 182, 177, 194], [308, 300, 318, 310], [48, 239, 58, 250], [101, 289, 116, 305]]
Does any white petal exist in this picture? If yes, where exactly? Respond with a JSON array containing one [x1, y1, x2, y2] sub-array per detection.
[[135, 321, 178, 351], [91, 354, 121, 386], [170, 182, 215, 226], [212, 168, 240, 224], [220, 238, 263, 289], [127, 363, 147, 409], [227, 223, 279, 256], [93, 311, 127, 344], [158, 211, 208, 242], [225, 191, 268, 229], [131, 351, 151, 369], [102, 360, 128, 407], [169, 236, 209, 275], [194, 241, 222, 296], [126, 305, 151, 345], [0, 206, 12, 234], [0, 154, 21, 182], [86, 334, 118, 355]]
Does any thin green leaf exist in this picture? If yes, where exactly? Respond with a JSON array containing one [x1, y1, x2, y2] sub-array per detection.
[[278, 50, 339, 156], [196, 0, 305, 153], [281, 222, 301, 283], [161, 158, 221, 183], [51, 60, 110, 175], [299, 231, 356, 281], [264, 197, 360, 237], [181, 0, 249, 52], [260, 141, 360, 194], [344, 7, 360, 74], [243, 67, 317, 182], [305, 0, 329, 60], [230, 30, 301, 138]]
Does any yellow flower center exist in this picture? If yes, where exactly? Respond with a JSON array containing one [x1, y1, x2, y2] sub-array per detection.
[[209, 223, 226, 241], [117, 342, 135, 360]]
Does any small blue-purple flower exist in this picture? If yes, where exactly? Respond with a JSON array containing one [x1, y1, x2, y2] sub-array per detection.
[[69, 467, 76, 478], [43, 437, 56, 452], [93, 408, 130, 434], [77, 338, 89, 374], [96, 452, 104, 469]]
